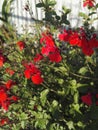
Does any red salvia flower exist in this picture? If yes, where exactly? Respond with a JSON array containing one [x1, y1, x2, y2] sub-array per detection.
[[0, 54, 5, 67], [0, 118, 9, 126], [1, 101, 11, 111], [40, 33, 55, 46], [5, 80, 16, 89], [0, 88, 8, 102], [69, 32, 82, 47], [58, 29, 72, 42], [10, 96, 19, 101], [5, 68, 15, 76], [24, 63, 40, 79], [24, 69, 31, 79], [83, 0, 95, 7], [81, 93, 92, 106], [33, 54, 43, 62], [81, 38, 94, 56], [17, 41, 25, 51], [49, 50, 62, 63], [31, 73, 43, 85]]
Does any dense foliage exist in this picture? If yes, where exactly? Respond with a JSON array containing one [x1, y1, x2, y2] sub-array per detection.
[[0, 0, 98, 130]]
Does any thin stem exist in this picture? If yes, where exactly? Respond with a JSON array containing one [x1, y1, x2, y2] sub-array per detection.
[[69, 71, 98, 81]]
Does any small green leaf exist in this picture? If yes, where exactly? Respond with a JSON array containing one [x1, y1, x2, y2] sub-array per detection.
[[89, 12, 96, 16], [78, 67, 88, 75], [40, 89, 49, 106], [79, 12, 89, 19], [36, 3, 45, 8], [48, 1, 56, 6], [21, 121, 25, 129], [96, 3, 98, 8], [65, 20, 70, 25], [19, 113, 28, 120], [66, 121, 75, 130]]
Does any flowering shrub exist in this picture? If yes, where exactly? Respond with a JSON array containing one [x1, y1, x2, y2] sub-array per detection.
[[0, 0, 98, 129]]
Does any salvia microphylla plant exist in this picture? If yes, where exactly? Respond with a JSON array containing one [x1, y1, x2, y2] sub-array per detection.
[[1, 0, 98, 130]]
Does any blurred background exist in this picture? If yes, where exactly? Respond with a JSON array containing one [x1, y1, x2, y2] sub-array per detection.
[[0, 0, 98, 33]]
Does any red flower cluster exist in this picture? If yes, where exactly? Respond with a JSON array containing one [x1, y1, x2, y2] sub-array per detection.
[[33, 53, 43, 63], [5, 80, 16, 89], [81, 93, 98, 106], [0, 87, 10, 111], [59, 29, 98, 56], [0, 118, 9, 126], [17, 41, 25, 51], [81, 93, 92, 106], [24, 62, 43, 85], [0, 54, 5, 67], [5, 68, 15, 76], [0, 83, 19, 111], [83, 0, 95, 7], [23, 33, 62, 85], [40, 33, 62, 63]]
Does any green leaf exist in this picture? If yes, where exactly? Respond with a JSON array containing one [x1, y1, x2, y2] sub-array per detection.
[[51, 100, 58, 109], [36, 3, 45, 8], [19, 113, 28, 120], [65, 20, 70, 25], [21, 121, 25, 129], [74, 92, 79, 103], [50, 100, 60, 118], [89, 12, 96, 16], [40, 89, 49, 106], [96, 3, 98, 8], [79, 12, 89, 19], [70, 79, 77, 88], [66, 121, 75, 130], [78, 67, 88, 75], [35, 119, 47, 129], [73, 104, 82, 114], [62, 6, 71, 14], [48, 1, 56, 6]]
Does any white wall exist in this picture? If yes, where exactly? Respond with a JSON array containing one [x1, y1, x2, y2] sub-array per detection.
[[0, 0, 98, 33]]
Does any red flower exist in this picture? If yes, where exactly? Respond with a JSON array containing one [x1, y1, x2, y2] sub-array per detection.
[[0, 89, 8, 102], [5, 80, 16, 89], [58, 29, 72, 42], [31, 73, 43, 85], [1, 101, 10, 111], [89, 37, 98, 48], [40, 33, 55, 46], [11, 96, 19, 101], [81, 93, 92, 106], [24, 69, 31, 79], [5, 68, 15, 76], [0, 118, 9, 126], [0, 54, 5, 67], [81, 38, 94, 56], [59, 31, 69, 42], [24, 63, 41, 79], [0, 87, 11, 111], [33, 54, 43, 62], [69, 32, 82, 47], [83, 0, 95, 7], [17, 41, 25, 51], [49, 51, 62, 63], [41, 46, 56, 56]]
